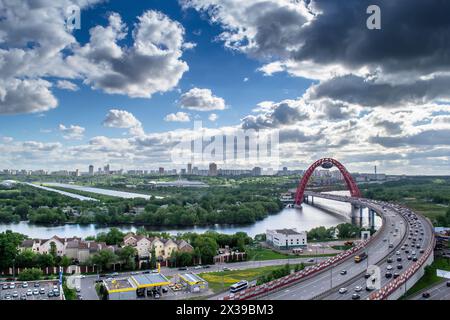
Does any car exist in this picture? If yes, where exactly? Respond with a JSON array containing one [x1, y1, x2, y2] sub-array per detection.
[[202, 265, 211, 269], [411, 251, 416, 255], [33, 289, 39, 295], [407, 255, 412, 260], [111, 272, 119, 276], [396, 251, 401, 255], [397, 257, 402, 262], [178, 267, 188, 271], [47, 291, 54, 298], [339, 287, 347, 294], [22, 282, 28, 288], [9, 283, 15, 289], [194, 265, 202, 270], [352, 293, 360, 300], [142, 270, 150, 274], [162, 287, 168, 293], [131, 272, 139, 275], [387, 257, 393, 263], [34, 282, 40, 287], [365, 286, 375, 292], [401, 246, 405, 250], [12, 291, 18, 298], [446, 281, 450, 287], [26, 289, 32, 296], [387, 265, 393, 270], [412, 257, 418, 262], [405, 249, 410, 254], [154, 293, 160, 299], [354, 286, 362, 292], [385, 272, 392, 278], [383, 238, 387, 242], [340, 270, 347, 275], [151, 269, 159, 273], [307, 258, 315, 263], [397, 264, 403, 270], [40, 288, 45, 294], [389, 244, 394, 248], [76, 287, 81, 293], [54, 290, 60, 296], [420, 249, 425, 254], [77, 295, 83, 300], [20, 294, 26, 300], [2, 284, 8, 290], [393, 273, 400, 279], [422, 292, 430, 298], [223, 267, 231, 271]]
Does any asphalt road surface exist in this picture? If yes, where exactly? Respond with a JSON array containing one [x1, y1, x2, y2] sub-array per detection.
[[258, 199, 434, 300], [410, 281, 450, 300]]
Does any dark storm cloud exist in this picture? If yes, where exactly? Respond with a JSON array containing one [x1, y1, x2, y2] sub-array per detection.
[[308, 74, 450, 107], [369, 129, 450, 147], [279, 128, 322, 144], [241, 102, 310, 130], [293, 0, 450, 74]]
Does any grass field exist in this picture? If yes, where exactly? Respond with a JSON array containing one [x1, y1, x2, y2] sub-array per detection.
[[200, 265, 294, 293], [403, 257, 450, 298], [246, 246, 337, 261]]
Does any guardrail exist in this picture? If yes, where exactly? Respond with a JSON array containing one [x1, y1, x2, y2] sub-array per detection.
[[369, 215, 435, 300], [223, 199, 387, 300]]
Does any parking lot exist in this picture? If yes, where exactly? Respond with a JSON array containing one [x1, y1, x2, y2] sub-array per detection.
[[1, 280, 63, 301]]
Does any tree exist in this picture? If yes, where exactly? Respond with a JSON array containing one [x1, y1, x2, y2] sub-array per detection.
[[149, 247, 157, 269], [13, 204, 30, 220], [193, 236, 218, 264], [0, 231, 24, 269], [36, 253, 54, 268], [18, 268, 43, 281], [90, 250, 118, 272], [96, 228, 125, 245], [49, 242, 57, 259], [15, 249, 37, 268], [60, 255, 72, 269], [118, 246, 137, 270]]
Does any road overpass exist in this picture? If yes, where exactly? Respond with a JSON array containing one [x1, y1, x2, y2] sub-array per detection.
[[220, 193, 435, 301]]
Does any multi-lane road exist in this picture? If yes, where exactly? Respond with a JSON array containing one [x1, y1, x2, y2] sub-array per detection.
[[410, 281, 450, 300], [238, 195, 435, 301]]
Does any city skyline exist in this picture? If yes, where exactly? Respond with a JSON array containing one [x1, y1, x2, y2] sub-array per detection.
[[1, 1, 450, 175]]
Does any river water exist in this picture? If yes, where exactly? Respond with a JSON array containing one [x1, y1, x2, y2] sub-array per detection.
[[0, 190, 380, 238]]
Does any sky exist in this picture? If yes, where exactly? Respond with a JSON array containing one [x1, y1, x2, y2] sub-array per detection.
[[0, 0, 450, 175]]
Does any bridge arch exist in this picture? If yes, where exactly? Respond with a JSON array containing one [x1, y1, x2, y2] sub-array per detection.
[[294, 158, 361, 205]]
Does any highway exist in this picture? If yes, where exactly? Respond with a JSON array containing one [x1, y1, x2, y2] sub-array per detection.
[[321, 205, 434, 300], [410, 281, 450, 300], [239, 195, 435, 301]]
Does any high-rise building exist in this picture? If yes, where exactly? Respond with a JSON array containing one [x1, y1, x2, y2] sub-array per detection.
[[104, 164, 110, 174], [159, 167, 165, 175], [209, 163, 218, 176], [181, 168, 186, 175], [89, 165, 94, 175], [187, 163, 192, 174], [252, 167, 262, 176]]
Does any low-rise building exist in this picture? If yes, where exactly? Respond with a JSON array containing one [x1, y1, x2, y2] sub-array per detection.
[[178, 273, 208, 293], [19, 236, 117, 264], [123, 233, 194, 262], [266, 228, 307, 250]]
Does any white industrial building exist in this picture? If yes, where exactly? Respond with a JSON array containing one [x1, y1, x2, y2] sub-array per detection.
[[266, 228, 307, 250]]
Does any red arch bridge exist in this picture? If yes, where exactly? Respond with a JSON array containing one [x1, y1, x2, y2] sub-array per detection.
[[294, 158, 362, 206]]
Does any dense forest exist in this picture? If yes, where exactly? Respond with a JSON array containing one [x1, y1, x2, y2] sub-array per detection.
[[361, 177, 450, 226], [0, 181, 283, 227]]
